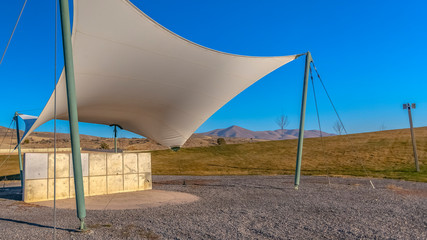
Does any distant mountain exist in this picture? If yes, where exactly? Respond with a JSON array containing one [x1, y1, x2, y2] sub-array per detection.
[[0, 125, 333, 150], [0, 126, 100, 141], [201, 125, 335, 140]]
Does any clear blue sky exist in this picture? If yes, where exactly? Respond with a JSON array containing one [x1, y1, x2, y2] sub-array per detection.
[[0, 0, 426, 138]]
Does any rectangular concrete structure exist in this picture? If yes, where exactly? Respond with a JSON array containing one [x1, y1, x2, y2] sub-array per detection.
[[23, 152, 151, 202]]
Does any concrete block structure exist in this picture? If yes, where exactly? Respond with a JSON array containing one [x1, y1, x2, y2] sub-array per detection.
[[23, 152, 152, 202]]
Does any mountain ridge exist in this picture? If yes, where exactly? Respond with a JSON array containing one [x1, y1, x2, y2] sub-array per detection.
[[0, 125, 334, 150], [200, 125, 334, 140]]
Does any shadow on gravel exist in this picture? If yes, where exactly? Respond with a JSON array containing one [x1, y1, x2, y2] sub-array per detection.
[[0, 187, 22, 200], [0, 174, 21, 181], [0, 218, 79, 233], [155, 179, 219, 186], [206, 164, 342, 172], [154, 179, 291, 190]]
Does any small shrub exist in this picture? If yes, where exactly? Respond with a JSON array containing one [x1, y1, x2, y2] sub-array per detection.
[[23, 139, 30, 144], [217, 138, 226, 145], [100, 142, 109, 149]]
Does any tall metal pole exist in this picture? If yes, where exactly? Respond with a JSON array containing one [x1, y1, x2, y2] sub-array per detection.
[[114, 125, 117, 153], [59, 0, 86, 230], [14, 112, 24, 189], [406, 104, 420, 172], [110, 124, 122, 153], [294, 51, 312, 189]]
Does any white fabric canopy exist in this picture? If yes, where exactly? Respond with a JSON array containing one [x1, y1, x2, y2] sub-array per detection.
[[14, 114, 37, 150], [19, 114, 38, 138], [21, 0, 302, 148]]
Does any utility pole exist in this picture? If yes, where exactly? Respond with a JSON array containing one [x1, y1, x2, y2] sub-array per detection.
[[294, 51, 312, 189], [14, 112, 24, 189], [403, 103, 420, 172], [59, 0, 86, 230], [110, 124, 123, 153]]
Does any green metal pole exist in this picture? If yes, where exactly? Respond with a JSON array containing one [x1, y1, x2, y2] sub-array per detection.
[[114, 125, 117, 153], [294, 51, 312, 189], [59, 0, 86, 230], [110, 124, 122, 153], [14, 113, 24, 189]]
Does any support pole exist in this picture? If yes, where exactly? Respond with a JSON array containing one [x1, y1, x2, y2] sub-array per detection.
[[406, 104, 420, 172], [110, 124, 122, 153], [14, 112, 24, 189], [294, 51, 312, 189], [114, 125, 117, 153], [59, 0, 86, 230]]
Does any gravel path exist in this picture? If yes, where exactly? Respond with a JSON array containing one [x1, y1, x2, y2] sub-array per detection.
[[0, 175, 426, 239]]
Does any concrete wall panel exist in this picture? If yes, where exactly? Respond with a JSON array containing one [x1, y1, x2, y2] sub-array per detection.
[[138, 172, 152, 190], [107, 153, 123, 175], [24, 152, 151, 202], [48, 178, 69, 199], [89, 153, 107, 176], [124, 174, 138, 191], [24, 179, 48, 202], [144, 173, 152, 190], [138, 174, 145, 190], [123, 154, 138, 174], [48, 153, 70, 178], [89, 176, 107, 196], [138, 153, 151, 172], [107, 175, 123, 194], [24, 153, 48, 180]]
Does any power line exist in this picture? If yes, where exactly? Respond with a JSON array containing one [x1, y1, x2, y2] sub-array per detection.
[[0, 0, 28, 65], [0, 119, 14, 148]]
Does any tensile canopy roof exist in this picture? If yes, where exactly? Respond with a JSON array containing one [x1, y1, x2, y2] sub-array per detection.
[[21, 0, 302, 148]]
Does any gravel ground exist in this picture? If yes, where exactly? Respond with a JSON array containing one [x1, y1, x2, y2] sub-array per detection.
[[0, 175, 426, 239]]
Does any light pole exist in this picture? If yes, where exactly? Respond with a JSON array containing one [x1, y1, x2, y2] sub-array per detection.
[[110, 124, 123, 153], [403, 103, 420, 172]]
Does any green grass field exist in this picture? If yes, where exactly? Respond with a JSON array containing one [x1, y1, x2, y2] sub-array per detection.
[[0, 154, 20, 179], [1, 127, 426, 182], [151, 128, 427, 182]]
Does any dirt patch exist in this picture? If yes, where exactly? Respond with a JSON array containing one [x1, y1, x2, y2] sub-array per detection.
[[387, 184, 427, 198], [86, 223, 112, 229], [120, 224, 160, 239]]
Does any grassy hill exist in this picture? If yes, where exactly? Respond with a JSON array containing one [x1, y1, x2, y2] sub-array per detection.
[[151, 127, 427, 182], [1, 127, 426, 182]]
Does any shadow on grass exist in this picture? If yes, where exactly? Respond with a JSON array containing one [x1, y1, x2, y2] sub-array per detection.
[[0, 218, 78, 233]]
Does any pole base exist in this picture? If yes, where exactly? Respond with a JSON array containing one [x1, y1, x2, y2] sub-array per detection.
[[294, 185, 299, 190], [78, 218, 87, 231]]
